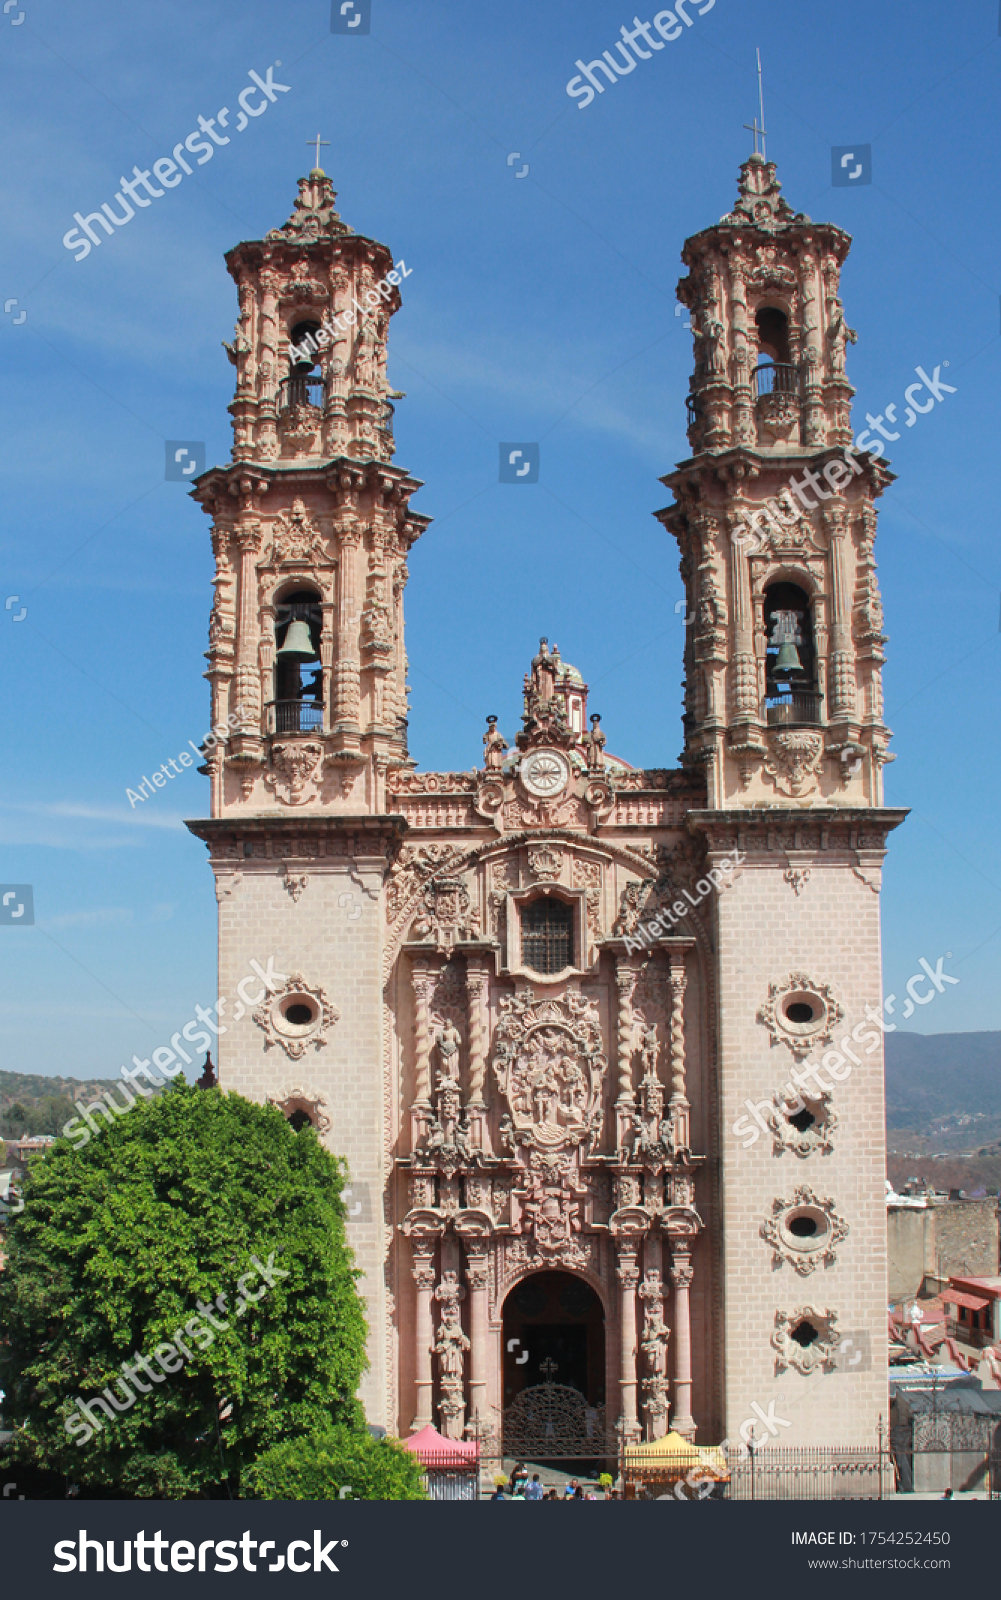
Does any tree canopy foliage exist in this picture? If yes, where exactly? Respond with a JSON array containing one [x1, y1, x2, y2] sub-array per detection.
[[243, 1424, 427, 1501], [0, 1082, 368, 1498]]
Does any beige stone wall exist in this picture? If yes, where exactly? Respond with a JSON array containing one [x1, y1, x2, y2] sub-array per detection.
[[887, 1207, 933, 1303], [215, 853, 390, 1426], [715, 852, 888, 1447]]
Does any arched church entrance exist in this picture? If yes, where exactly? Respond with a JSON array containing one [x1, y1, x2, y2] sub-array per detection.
[[502, 1271, 605, 1406], [500, 1272, 616, 1470]]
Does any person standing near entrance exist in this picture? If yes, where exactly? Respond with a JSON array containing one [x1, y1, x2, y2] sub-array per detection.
[[525, 1473, 544, 1500]]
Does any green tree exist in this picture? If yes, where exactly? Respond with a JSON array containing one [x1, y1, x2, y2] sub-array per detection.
[[243, 1424, 427, 1501], [0, 1083, 368, 1498]]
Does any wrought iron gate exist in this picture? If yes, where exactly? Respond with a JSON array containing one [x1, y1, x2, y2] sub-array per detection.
[[500, 1381, 618, 1464]]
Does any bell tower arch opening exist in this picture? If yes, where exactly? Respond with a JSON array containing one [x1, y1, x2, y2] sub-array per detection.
[[501, 1271, 605, 1408], [273, 585, 323, 734], [763, 579, 818, 724]]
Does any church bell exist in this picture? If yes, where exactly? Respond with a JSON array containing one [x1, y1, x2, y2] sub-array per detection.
[[276, 619, 318, 662], [774, 637, 803, 673]]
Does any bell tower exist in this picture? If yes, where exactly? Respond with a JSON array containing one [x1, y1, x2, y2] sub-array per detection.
[[660, 154, 892, 810], [186, 167, 428, 1426], [192, 165, 428, 818], [660, 156, 907, 1451]]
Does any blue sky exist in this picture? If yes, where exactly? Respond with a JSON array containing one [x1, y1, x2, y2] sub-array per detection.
[[0, 0, 998, 1076]]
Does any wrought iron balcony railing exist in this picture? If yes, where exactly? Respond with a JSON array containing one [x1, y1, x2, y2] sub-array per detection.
[[765, 691, 823, 727], [278, 374, 326, 414], [753, 362, 800, 399], [268, 699, 324, 735]]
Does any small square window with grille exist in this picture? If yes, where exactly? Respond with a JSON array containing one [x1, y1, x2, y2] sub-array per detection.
[[520, 897, 574, 975]]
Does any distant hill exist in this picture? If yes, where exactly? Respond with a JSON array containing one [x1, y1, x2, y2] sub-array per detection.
[[0, 1068, 160, 1143], [884, 1031, 1001, 1128]]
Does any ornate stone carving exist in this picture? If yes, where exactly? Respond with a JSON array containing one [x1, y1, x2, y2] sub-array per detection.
[[761, 1187, 849, 1275], [783, 867, 811, 895], [492, 990, 607, 1155], [515, 1153, 590, 1267], [638, 1271, 671, 1438], [386, 845, 468, 924], [527, 844, 563, 882], [388, 770, 477, 794], [434, 1271, 469, 1439], [266, 1082, 333, 1135], [253, 972, 340, 1060], [264, 743, 323, 806], [267, 498, 327, 564], [764, 731, 825, 798], [412, 875, 480, 951], [283, 867, 309, 901], [757, 973, 844, 1058], [765, 1088, 838, 1158], [771, 1306, 840, 1374], [572, 857, 603, 943]]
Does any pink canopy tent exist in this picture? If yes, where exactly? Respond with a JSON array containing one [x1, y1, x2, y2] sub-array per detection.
[[403, 1424, 480, 1471]]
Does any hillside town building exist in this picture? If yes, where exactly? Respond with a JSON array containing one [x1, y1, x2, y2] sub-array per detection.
[[186, 154, 905, 1455]]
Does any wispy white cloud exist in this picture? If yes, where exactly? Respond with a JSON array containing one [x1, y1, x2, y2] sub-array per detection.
[[40, 802, 187, 830], [39, 907, 134, 932]]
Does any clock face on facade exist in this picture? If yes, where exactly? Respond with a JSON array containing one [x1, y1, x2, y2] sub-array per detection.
[[520, 748, 570, 799]]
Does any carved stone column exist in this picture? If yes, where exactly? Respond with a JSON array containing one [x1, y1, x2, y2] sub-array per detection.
[[434, 1269, 469, 1440], [727, 524, 757, 720], [669, 1243, 695, 1440], [411, 958, 435, 1146], [333, 520, 362, 747], [409, 1233, 439, 1431], [614, 956, 640, 1150], [667, 951, 690, 1150], [462, 1241, 490, 1430], [638, 1267, 671, 1441], [464, 956, 490, 1147], [234, 522, 263, 723], [824, 503, 856, 722], [615, 1241, 641, 1441]]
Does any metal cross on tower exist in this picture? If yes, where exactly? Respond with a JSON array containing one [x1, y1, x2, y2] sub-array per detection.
[[743, 48, 767, 159], [308, 134, 330, 170]]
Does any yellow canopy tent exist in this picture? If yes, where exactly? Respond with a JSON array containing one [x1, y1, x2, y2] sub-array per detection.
[[622, 1432, 729, 1497]]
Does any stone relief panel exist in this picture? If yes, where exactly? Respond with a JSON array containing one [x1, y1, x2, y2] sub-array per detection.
[[771, 1306, 840, 1375], [254, 972, 340, 1060], [492, 990, 607, 1156], [757, 974, 844, 1059]]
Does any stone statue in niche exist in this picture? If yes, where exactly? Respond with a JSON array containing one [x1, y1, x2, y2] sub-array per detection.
[[435, 1020, 461, 1083]]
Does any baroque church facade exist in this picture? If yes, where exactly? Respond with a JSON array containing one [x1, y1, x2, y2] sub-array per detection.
[[187, 155, 904, 1452]]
